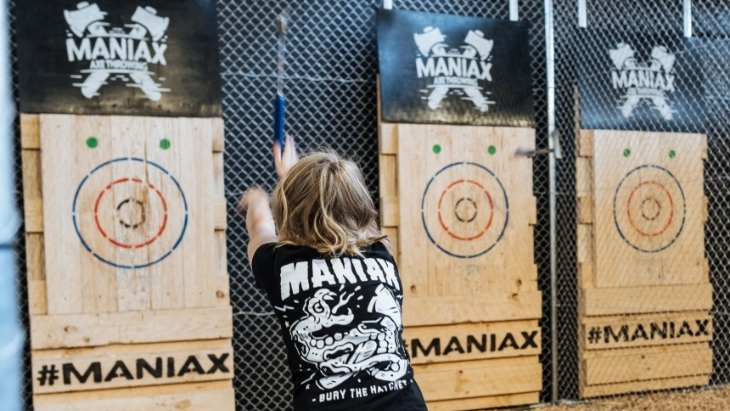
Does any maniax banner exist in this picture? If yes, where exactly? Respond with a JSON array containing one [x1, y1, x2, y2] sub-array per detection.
[[376, 9, 534, 127], [578, 30, 705, 133], [16, 0, 221, 117]]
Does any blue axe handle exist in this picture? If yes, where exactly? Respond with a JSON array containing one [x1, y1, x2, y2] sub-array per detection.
[[274, 94, 286, 149]]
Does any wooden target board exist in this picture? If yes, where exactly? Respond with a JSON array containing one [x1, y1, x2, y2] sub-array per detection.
[[379, 122, 541, 410], [21, 114, 234, 410], [576, 128, 712, 397]]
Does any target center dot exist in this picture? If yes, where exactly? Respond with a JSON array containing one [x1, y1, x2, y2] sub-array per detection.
[[454, 198, 478, 223], [116, 198, 146, 229], [640, 197, 661, 221]]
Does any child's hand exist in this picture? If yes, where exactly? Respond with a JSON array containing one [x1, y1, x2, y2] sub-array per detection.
[[274, 134, 298, 178], [236, 187, 269, 215]]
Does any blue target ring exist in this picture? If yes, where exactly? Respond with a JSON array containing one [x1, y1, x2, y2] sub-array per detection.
[[421, 162, 509, 259], [72, 157, 188, 269]]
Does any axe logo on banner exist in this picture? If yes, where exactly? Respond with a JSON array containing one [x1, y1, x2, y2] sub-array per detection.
[[64, 3, 170, 101], [377, 9, 534, 127], [17, 0, 222, 117], [414, 27, 495, 112], [608, 43, 676, 120], [578, 30, 705, 133]]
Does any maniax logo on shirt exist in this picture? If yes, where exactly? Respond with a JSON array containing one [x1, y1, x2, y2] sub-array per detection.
[[64, 2, 170, 100], [609, 42, 677, 120], [414, 27, 495, 112]]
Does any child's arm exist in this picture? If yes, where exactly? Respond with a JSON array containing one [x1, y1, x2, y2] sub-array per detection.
[[237, 187, 277, 267]]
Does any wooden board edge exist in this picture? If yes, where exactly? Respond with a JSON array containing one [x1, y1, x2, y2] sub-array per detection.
[[33, 380, 235, 411], [580, 375, 709, 398], [426, 391, 539, 411]]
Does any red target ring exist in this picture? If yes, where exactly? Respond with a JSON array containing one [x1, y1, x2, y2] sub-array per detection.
[[437, 179, 494, 241], [626, 180, 674, 237], [93, 178, 169, 249]]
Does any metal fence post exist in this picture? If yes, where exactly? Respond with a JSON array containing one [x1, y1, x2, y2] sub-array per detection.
[[0, 0, 22, 407], [544, 0, 559, 403], [683, 0, 692, 37]]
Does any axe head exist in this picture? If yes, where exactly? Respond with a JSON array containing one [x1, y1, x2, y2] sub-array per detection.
[[64, 2, 106, 37], [414, 27, 445, 56], [651, 46, 675, 72], [464, 30, 493, 60], [131, 6, 170, 41], [609, 43, 634, 70]]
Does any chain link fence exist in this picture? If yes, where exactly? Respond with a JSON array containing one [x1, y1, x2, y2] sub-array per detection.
[[9, 0, 730, 410]]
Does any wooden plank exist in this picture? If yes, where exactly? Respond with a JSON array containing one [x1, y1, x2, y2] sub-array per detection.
[[581, 311, 712, 350], [581, 284, 712, 316], [380, 197, 399, 227], [75, 115, 117, 314], [581, 375, 709, 398], [143, 116, 186, 311], [33, 381, 235, 411], [21, 113, 40, 149], [178, 117, 215, 308], [583, 345, 711, 385], [378, 153, 397, 198], [702, 196, 708, 222], [40, 114, 83, 315], [403, 320, 540, 364], [427, 391, 538, 411], [404, 291, 542, 327], [576, 224, 593, 264], [30, 306, 233, 350], [578, 261, 594, 290], [526, 195, 537, 226], [577, 196, 593, 224], [111, 116, 152, 312], [414, 356, 541, 401], [382, 227, 399, 267], [214, 198, 227, 230], [29, 280, 48, 316], [379, 123, 398, 155], [212, 117, 225, 153], [213, 152, 225, 197], [26, 233, 45, 281], [212, 230, 230, 306], [21, 149, 43, 233], [33, 339, 233, 394], [578, 129, 593, 157]]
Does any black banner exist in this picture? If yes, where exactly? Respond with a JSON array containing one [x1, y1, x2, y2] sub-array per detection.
[[17, 1, 221, 117], [376, 9, 534, 127], [578, 30, 705, 133]]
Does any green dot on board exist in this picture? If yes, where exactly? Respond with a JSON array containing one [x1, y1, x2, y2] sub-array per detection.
[[623, 148, 631, 157], [488, 145, 497, 155], [86, 137, 98, 148], [160, 138, 171, 150], [432, 144, 441, 154], [669, 150, 676, 158]]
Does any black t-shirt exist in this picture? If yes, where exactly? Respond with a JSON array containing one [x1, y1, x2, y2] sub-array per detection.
[[252, 242, 428, 411]]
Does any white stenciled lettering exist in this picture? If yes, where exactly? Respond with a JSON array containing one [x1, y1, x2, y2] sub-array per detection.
[[280, 261, 310, 300], [311, 259, 336, 288], [377, 259, 400, 290], [330, 258, 358, 284], [364, 258, 386, 282]]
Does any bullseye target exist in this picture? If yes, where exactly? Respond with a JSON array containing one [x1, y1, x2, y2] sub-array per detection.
[[613, 164, 686, 253], [421, 162, 509, 258], [72, 157, 188, 269]]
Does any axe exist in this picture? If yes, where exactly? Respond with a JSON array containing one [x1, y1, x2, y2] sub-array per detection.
[[131, 6, 169, 41], [64, 2, 106, 37], [414, 27, 445, 56], [464, 30, 493, 61]]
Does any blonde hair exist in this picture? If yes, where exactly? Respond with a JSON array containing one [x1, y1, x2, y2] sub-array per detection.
[[272, 151, 390, 257]]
